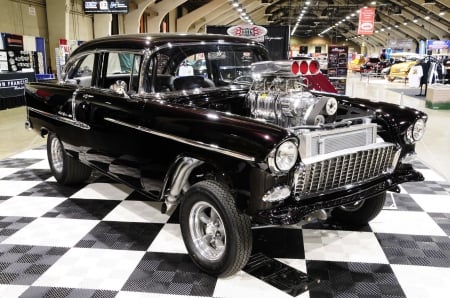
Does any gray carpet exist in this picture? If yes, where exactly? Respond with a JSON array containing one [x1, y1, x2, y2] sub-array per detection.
[[387, 88, 426, 98]]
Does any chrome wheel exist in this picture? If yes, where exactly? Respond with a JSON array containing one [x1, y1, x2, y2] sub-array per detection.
[[189, 201, 226, 261], [50, 136, 64, 174]]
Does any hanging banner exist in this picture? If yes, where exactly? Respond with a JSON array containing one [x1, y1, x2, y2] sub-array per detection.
[[358, 7, 375, 35], [426, 40, 450, 50], [226, 25, 268, 42]]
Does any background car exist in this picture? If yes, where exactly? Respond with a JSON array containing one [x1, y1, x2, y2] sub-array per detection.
[[360, 57, 391, 74], [386, 53, 423, 81], [348, 54, 366, 72]]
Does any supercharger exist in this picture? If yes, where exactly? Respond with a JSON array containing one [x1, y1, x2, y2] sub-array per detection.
[[246, 60, 338, 128]]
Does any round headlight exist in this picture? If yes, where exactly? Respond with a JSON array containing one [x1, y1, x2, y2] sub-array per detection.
[[406, 118, 426, 143], [275, 141, 298, 172], [412, 118, 426, 141]]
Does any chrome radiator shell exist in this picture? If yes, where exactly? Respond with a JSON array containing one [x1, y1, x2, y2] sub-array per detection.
[[294, 142, 399, 198], [298, 123, 377, 158]]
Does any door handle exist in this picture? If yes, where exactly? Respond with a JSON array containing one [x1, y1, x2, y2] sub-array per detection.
[[83, 94, 94, 99]]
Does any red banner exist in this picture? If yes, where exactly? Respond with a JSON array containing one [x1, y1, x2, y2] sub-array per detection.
[[358, 7, 375, 35]]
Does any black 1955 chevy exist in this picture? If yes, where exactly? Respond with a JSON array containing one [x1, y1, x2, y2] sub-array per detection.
[[25, 33, 427, 277]]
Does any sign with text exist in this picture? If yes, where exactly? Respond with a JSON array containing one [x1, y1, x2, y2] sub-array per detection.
[[83, 1, 128, 14], [358, 7, 375, 35], [426, 40, 450, 50]]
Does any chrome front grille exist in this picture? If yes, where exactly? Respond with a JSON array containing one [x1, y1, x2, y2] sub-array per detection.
[[294, 143, 399, 197]]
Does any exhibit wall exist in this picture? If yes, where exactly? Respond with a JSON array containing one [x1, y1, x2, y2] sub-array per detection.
[[0, 0, 94, 73], [0, 1, 48, 38]]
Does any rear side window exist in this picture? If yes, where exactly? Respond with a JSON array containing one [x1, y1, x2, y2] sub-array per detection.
[[65, 53, 96, 87]]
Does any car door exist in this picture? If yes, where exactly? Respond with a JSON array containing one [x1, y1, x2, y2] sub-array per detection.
[[72, 51, 160, 195], [50, 52, 100, 159]]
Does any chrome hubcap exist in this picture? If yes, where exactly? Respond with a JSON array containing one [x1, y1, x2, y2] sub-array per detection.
[[189, 201, 226, 261], [50, 137, 64, 174]]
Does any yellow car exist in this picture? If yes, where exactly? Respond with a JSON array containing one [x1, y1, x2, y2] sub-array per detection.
[[348, 55, 366, 72], [386, 53, 422, 82]]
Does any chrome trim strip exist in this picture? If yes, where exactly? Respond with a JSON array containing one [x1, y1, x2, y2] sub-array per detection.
[[104, 117, 255, 162], [28, 107, 90, 130]]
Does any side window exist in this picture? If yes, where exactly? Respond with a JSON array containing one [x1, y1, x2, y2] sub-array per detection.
[[101, 52, 141, 94], [65, 53, 96, 87]]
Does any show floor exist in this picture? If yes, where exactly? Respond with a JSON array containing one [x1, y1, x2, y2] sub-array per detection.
[[0, 75, 449, 297], [0, 145, 449, 297]]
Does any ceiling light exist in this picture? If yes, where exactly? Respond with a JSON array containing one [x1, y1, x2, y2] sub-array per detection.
[[439, 10, 446, 16], [413, 17, 419, 22], [424, 15, 430, 20], [403, 21, 408, 25], [232, 0, 238, 7]]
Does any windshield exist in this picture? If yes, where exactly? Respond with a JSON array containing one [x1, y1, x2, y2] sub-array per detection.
[[149, 43, 269, 91]]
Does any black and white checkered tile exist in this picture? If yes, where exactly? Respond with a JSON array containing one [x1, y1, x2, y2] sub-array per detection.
[[0, 147, 449, 298]]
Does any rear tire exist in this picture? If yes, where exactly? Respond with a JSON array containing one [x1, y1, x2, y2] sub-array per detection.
[[47, 133, 91, 185], [180, 180, 252, 277], [330, 192, 386, 226]]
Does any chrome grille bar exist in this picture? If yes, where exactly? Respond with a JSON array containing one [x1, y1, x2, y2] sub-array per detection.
[[294, 143, 398, 197]]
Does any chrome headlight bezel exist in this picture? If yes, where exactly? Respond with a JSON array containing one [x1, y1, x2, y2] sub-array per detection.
[[406, 118, 426, 144], [268, 139, 299, 173]]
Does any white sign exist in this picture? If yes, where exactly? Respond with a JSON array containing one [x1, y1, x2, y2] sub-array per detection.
[[227, 25, 268, 42], [28, 6, 36, 16]]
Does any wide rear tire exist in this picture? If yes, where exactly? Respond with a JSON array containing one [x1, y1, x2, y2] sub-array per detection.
[[180, 180, 252, 277], [47, 133, 91, 185]]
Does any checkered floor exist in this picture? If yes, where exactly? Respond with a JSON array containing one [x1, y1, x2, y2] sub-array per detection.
[[0, 147, 449, 298]]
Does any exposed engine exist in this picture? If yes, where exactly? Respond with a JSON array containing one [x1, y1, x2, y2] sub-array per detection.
[[246, 60, 338, 128], [246, 60, 379, 160]]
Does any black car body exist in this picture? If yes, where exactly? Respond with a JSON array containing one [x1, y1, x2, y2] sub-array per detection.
[[360, 57, 391, 73], [25, 33, 427, 277]]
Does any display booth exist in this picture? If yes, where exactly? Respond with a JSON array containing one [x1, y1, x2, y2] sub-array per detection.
[[327, 45, 348, 94], [0, 32, 51, 110]]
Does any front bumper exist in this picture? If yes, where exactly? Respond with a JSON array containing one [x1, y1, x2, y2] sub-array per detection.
[[255, 164, 423, 225]]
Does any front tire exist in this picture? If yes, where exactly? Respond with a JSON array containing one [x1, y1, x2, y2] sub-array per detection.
[[180, 180, 252, 277], [47, 133, 91, 185], [330, 192, 386, 226]]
